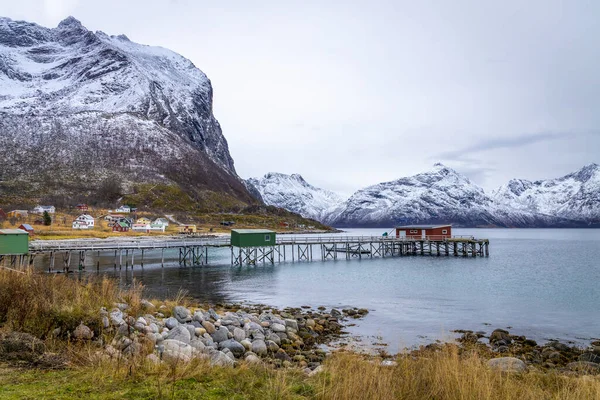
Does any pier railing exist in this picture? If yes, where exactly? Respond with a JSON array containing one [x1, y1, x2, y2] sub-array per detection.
[[29, 235, 481, 252]]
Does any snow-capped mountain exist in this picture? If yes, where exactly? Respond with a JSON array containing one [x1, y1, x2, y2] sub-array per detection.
[[323, 164, 585, 228], [245, 173, 344, 221], [0, 16, 253, 206], [492, 163, 600, 224]]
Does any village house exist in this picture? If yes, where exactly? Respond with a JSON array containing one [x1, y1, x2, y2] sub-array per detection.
[[131, 223, 150, 232], [76, 204, 89, 212], [136, 217, 152, 225], [149, 223, 166, 232], [32, 205, 55, 214], [112, 221, 130, 232], [72, 214, 95, 230], [115, 205, 131, 213], [7, 210, 28, 219], [18, 224, 34, 234], [154, 218, 169, 227]]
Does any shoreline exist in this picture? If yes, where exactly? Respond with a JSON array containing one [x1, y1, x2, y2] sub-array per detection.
[[0, 269, 598, 398]]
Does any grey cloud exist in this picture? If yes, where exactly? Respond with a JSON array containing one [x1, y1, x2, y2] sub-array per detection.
[[437, 132, 567, 162]]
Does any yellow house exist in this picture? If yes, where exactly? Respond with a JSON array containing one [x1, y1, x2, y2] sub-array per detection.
[[136, 217, 152, 225], [7, 210, 28, 218], [178, 224, 197, 234]]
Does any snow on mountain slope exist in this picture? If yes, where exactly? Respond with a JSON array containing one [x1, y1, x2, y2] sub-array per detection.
[[492, 163, 600, 223], [245, 173, 344, 221], [324, 164, 582, 228], [0, 16, 253, 206]]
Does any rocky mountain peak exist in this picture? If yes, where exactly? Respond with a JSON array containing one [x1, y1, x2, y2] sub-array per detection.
[[0, 16, 253, 209], [57, 16, 84, 30], [245, 173, 344, 221], [570, 163, 599, 182]]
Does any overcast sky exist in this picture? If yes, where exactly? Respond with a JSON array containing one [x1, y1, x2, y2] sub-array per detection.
[[3, 0, 600, 196]]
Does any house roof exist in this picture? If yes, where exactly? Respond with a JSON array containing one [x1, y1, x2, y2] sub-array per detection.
[[116, 222, 129, 228], [0, 229, 29, 235], [232, 229, 275, 234], [19, 224, 34, 230], [395, 225, 452, 229]]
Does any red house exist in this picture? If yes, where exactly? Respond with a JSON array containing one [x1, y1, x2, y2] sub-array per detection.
[[395, 225, 452, 240], [112, 222, 130, 232], [18, 224, 35, 234], [76, 204, 89, 212]]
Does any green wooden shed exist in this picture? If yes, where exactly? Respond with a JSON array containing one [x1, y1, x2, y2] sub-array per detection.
[[0, 229, 29, 255], [231, 229, 276, 247]]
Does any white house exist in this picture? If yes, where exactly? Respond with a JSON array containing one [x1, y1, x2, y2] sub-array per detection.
[[131, 223, 150, 232], [33, 205, 56, 214], [149, 223, 166, 232], [115, 205, 131, 213], [72, 214, 95, 230], [154, 218, 169, 227]]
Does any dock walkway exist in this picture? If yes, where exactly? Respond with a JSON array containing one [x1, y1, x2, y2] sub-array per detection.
[[19, 235, 489, 272]]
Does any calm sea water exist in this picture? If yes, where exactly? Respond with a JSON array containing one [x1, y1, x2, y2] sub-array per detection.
[[40, 228, 600, 351]]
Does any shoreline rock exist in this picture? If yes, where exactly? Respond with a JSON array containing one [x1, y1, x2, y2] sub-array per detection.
[[95, 301, 369, 372]]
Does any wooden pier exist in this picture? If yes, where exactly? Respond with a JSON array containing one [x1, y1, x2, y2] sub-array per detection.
[[25, 235, 489, 271]]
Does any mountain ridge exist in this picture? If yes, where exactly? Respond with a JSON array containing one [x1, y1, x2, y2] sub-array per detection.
[[249, 164, 598, 228], [245, 173, 344, 221]]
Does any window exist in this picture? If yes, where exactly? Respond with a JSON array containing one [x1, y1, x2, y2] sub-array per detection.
[[410, 230, 418, 234], [442, 229, 448, 234], [264, 234, 271, 242]]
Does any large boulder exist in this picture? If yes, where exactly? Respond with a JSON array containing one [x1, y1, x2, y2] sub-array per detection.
[[567, 361, 600, 373], [252, 339, 268, 356], [202, 320, 216, 334], [210, 326, 229, 343], [233, 327, 246, 342], [166, 325, 191, 344], [285, 319, 299, 331], [219, 339, 246, 358], [210, 350, 234, 367], [162, 339, 193, 363], [73, 324, 94, 340], [109, 309, 124, 326], [487, 357, 527, 373], [173, 306, 191, 323], [165, 317, 179, 330], [489, 329, 512, 345]]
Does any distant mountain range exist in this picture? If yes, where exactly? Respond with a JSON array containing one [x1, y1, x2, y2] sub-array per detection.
[[246, 163, 600, 227]]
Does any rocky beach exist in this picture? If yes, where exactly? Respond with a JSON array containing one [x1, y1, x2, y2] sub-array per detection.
[[23, 296, 596, 378]]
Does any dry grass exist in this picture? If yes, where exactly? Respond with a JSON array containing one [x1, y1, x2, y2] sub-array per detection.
[[0, 267, 142, 338], [314, 349, 600, 400]]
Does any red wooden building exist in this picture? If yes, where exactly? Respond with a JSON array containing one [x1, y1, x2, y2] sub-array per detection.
[[18, 224, 35, 235], [112, 222, 130, 232], [76, 204, 89, 212], [395, 225, 452, 239]]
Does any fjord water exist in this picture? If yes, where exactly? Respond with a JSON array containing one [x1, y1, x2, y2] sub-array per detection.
[[94, 229, 599, 351]]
